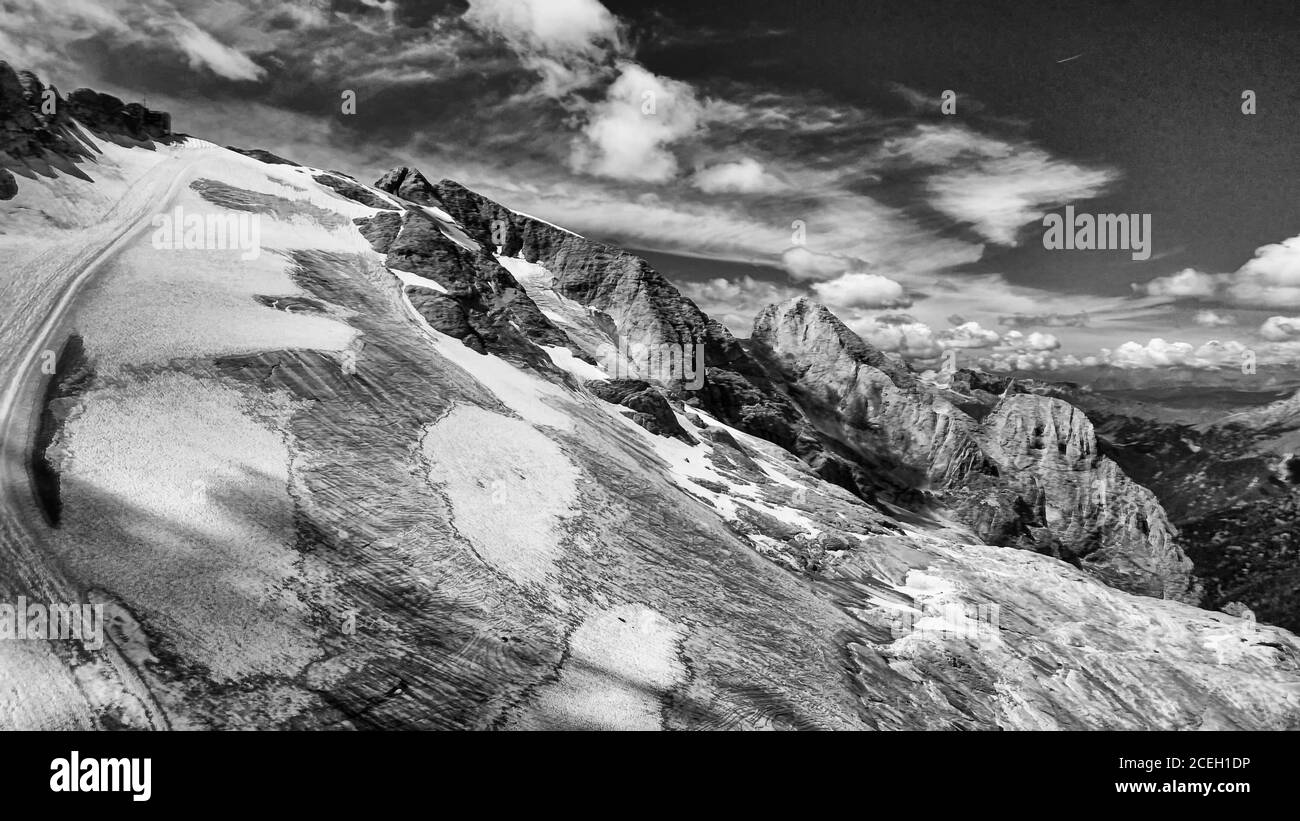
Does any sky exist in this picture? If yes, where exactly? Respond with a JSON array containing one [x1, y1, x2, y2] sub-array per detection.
[[5, 0, 1300, 378]]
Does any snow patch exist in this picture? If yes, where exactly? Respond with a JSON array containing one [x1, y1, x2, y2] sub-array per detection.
[[418, 205, 479, 252], [542, 345, 608, 381], [507, 604, 683, 729], [390, 267, 447, 293], [421, 405, 579, 587]]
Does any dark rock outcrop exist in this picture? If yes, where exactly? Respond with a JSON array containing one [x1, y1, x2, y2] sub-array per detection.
[[406, 287, 483, 352], [227, 146, 301, 166], [0, 62, 173, 199], [355, 199, 577, 375], [375, 166, 440, 206], [314, 172, 394, 210], [1, 61, 93, 193], [587, 379, 694, 443], [354, 211, 404, 254], [64, 88, 171, 143]]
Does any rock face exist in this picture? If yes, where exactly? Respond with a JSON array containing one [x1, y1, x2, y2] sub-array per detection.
[[375, 165, 440, 205], [314, 172, 392, 209], [354, 210, 403, 252], [751, 298, 1197, 601], [587, 379, 694, 443], [226, 146, 300, 166], [979, 393, 1195, 599], [1004, 378, 1300, 631], [64, 88, 171, 143], [0, 62, 173, 199], [751, 298, 991, 490], [355, 191, 578, 375], [1, 62, 92, 194]]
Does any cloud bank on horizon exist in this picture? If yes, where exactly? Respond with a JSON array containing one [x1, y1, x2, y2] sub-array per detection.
[[6, 0, 1300, 376]]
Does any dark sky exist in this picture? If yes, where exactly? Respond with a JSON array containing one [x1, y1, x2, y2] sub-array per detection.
[[610, 0, 1300, 296]]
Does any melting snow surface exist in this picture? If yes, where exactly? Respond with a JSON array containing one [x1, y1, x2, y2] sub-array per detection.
[[390, 268, 447, 293], [507, 604, 682, 729], [541, 345, 607, 381]]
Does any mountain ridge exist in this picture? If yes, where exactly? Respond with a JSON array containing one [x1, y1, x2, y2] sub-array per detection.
[[372, 167, 1197, 602]]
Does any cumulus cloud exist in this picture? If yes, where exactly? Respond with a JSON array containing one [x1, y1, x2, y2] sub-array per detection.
[[464, 0, 626, 96], [569, 63, 703, 181], [999, 330, 1062, 351], [1194, 310, 1237, 327], [1259, 315, 1300, 341], [465, 0, 623, 58], [848, 315, 944, 360], [1224, 235, 1300, 307], [691, 157, 786, 193], [845, 313, 1057, 365], [1136, 267, 1218, 299], [1136, 235, 1300, 309], [938, 321, 1001, 349], [779, 247, 869, 281], [466, 1, 707, 181], [677, 276, 801, 336], [1102, 338, 1251, 369], [811, 272, 911, 310]]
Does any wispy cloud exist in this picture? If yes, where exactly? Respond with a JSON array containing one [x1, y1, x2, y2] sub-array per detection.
[[2, 0, 267, 81], [880, 124, 1119, 245]]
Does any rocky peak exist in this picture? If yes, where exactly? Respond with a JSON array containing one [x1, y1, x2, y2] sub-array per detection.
[[752, 297, 993, 492], [0, 62, 173, 199], [374, 165, 440, 206], [979, 391, 1196, 601], [982, 393, 1098, 468], [752, 297, 918, 389], [431, 179, 739, 362]]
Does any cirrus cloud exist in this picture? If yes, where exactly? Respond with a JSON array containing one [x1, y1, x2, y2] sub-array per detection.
[[880, 124, 1119, 246]]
